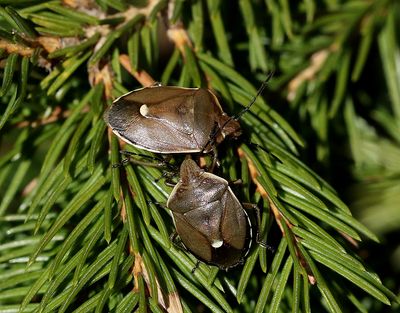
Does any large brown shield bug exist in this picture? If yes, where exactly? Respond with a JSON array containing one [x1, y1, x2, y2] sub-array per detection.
[[166, 158, 252, 270], [104, 73, 272, 155], [104, 86, 241, 154]]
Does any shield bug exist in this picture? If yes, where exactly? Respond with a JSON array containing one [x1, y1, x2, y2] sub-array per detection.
[[104, 86, 240, 154], [104, 73, 272, 155], [166, 158, 252, 270]]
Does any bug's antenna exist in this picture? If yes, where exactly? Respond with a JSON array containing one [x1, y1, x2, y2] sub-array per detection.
[[233, 70, 274, 121], [201, 71, 274, 154]]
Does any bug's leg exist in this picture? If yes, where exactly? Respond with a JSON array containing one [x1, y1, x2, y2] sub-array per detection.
[[112, 157, 130, 168], [151, 81, 162, 87], [170, 231, 188, 252], [170, 231, 178, 242], [201, 122, 221, 171], [119, 151, 178, 172], [209, 145, 220, 172], [164, 177, 177, 187], [119, 152, 179, 186], [170, 232, 184, 248], [111, 151, 141, 168], [154, 171, 178, 187], [191, 260, 201, 274], [119, 150, 165, 167]]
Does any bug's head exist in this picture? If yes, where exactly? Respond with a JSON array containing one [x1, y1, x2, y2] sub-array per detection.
[[202, 114, 242, 153], [214, 71, 274, 145], [217, 114, 242, 142]]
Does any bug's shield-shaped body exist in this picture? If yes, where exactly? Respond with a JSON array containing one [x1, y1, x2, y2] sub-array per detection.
[[167, 159, 251, 269], [104, 86, 241, 153]]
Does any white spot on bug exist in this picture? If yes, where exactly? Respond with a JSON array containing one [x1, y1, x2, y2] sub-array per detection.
[[140, 104, 149, 117], [211, 240, 223, 248]]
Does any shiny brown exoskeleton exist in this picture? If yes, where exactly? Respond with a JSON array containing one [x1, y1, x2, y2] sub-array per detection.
[[103, 86, 241, 154], [167, 158, 252, 270]]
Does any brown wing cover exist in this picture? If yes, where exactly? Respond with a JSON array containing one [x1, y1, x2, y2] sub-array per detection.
[[104, 86, 222, 153]]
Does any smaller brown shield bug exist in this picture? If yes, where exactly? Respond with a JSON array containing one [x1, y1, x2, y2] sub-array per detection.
[[166, 158, 252, 270]]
